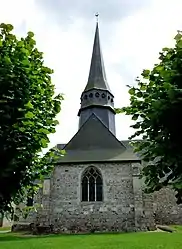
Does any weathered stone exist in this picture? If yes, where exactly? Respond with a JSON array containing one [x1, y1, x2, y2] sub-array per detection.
[[14, 162, 158, 233], [154, 187, 182, 225], [156, 225, 176, 233]]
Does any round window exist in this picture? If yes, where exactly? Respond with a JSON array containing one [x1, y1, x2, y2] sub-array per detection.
[[95, 92, 100, 98], [102, 93, 106, 98]]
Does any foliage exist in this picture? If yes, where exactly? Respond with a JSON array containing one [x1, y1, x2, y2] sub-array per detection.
[[117, 30, 182, 203], [0, 23, 64, 214]]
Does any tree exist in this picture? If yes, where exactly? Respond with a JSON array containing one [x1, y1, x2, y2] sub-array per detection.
[[0, 23, 64, 215], [116, 30, 182, 204]]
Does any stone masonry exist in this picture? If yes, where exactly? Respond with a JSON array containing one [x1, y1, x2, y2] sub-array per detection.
[[154, 188, 182, 225], [13, 162, 182, 233], [14, 162, 156, 233], [50, 163, 136, 232]]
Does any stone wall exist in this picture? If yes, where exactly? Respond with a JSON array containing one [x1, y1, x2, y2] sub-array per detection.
[[13, 161, 182, 233], [154, 188, 182, 225], [132, 163, 155, 231], [40, 162, 153, 233], [14, 162, 156, 233]]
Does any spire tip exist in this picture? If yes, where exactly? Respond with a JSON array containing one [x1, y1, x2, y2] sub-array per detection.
[[95, 12, 99, 23]]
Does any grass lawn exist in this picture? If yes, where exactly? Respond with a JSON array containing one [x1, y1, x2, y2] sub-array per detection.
[[1, 231, 182, 249], [0, 227, 11, 231]]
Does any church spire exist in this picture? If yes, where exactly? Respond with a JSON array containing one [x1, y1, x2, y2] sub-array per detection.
[[84, 17, 111, 92], [78, 17, 116, 135]]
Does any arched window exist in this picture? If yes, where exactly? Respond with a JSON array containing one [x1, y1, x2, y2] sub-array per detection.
[[81, 167, 103, 202]]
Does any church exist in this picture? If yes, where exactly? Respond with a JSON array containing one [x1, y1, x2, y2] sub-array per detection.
[[14, 20, 182, 233]]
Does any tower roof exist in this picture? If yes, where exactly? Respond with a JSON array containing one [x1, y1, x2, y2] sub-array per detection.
[[84, 22, 111, 92]]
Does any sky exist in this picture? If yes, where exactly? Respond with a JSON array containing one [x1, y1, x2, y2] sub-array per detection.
[[1, 0, 182, 146]]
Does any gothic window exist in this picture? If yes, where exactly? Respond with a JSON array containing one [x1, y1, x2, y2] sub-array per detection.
[[81, 167, 103, 202]]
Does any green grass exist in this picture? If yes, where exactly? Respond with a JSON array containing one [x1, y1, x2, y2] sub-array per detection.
[[0, 231, 182, 249], [0, 227, 11, 231], [171, 225, 182, 232]]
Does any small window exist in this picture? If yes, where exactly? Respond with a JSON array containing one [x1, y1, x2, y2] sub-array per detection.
[[108, 95, 110, 100], [89, 93, 93, 98], [81, 166, 103, 202], [95, 92, 100, 98], [102, 93, 106, 98], [84, 94, 88, 100]]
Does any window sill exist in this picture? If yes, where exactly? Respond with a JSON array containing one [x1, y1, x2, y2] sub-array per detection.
[[81, 201, 103, 204]]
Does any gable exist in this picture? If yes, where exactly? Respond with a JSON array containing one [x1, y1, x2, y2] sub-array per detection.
[[64, 114, 125, 151]]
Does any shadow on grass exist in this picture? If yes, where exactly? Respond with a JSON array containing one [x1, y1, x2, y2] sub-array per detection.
[[0, 232, 61, 242], [0, 232, 103, 242], [0, 229, 158, 242]]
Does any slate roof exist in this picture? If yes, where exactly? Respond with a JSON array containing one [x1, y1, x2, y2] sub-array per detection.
[[84, 22, 111, 93], [64, 114, 124, 151], [57, 114, 140, 164], [57, 149, 139, 164]]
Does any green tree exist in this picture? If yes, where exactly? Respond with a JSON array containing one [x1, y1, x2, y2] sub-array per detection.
[[116, 30, 182, 204], [0, 23, 64, 214]]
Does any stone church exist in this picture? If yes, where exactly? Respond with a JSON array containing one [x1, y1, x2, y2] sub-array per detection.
[[15, 21, 182, 233]]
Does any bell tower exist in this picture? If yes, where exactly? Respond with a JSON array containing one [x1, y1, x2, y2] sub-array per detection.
[[78, 18, 116, 135]]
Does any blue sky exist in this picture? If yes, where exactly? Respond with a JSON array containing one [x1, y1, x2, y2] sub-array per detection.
[[1, 0, 182, 146]]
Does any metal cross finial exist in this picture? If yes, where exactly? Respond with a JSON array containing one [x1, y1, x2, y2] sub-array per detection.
[[95, 12, 99, 23]]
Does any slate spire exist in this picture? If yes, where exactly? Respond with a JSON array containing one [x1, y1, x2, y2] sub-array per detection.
[[84, 21, 111, 92], [78, 18, 116, 135]]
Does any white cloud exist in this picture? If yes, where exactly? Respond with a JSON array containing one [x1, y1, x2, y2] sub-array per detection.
[[0, 0, 182, 146]]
